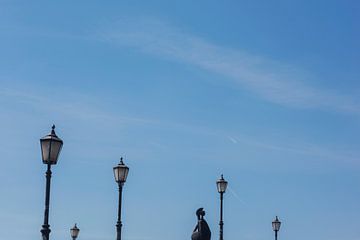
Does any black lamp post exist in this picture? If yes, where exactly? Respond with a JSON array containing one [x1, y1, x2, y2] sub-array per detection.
[[40, 125, 63, 240], [272, 216, 281, 240], [113, 157, 129, 240], [216, 174, 228, 240], [70, 224, 80, 240]]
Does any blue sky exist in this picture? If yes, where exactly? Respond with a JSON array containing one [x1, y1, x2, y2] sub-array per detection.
[[0, 1, 359, 240]]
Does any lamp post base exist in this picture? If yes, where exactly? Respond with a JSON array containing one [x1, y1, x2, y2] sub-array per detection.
[[116, 221, 122, 240], [41, 225, 51, 240]]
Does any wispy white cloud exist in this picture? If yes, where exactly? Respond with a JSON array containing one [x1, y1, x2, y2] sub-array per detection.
[[227, 185, 247, 205], [1, 86, 358, 166], [0, 87, 154, 125], [228, 136, 238, 144], [99, 18, 360, 115], [227, 133, 360, 165]]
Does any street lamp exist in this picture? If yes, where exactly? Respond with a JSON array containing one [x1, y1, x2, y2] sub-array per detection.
[[39, 125, 63, 240], [113, 157, 129, 240], [70, 224, 80, 240], [272, 216, 281, 240], [216, 174, 228, 240]]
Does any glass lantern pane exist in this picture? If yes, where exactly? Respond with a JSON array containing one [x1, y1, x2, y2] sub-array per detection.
[[113, 167, 121, 182], [113, 168, 118, 182], [123, 167, 129, 181], [119, 169, 125, 181], [276, 222, 281, 230], [41, 139, 50, 163], [222, 181, 228, 192], [113, 168, 118, 181], [217, 183, 221, 192], [49, 140, 62, 164]]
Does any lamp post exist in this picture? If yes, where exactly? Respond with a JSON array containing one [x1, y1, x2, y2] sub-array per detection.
[[113, 157, 129, 240], [70, 224, 80, 240], [216, 174, 228, 240], [272, 216, 281, 240], [40, 125, 63, 240]]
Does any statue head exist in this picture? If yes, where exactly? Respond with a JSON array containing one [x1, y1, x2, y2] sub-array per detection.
[[196, 208, 205, 220]]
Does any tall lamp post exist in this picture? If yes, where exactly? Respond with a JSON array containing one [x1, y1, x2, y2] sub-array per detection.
[[70, 224, 80, 240], [113, 157, 129, 240], [40, 125, 63, 240], [216, 174, 228, 240], [272, 216, 281, 240]]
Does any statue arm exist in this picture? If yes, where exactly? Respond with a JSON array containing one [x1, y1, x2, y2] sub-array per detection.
[[193, 223, 198, 232]]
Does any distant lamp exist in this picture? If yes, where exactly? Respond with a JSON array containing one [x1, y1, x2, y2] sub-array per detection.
[[70, 223, 80, 240], [113, 158, 129, 185], [40, 125, 63, 240], [40, 125, 63, 165], [113, 157, 130, 240], [216, 174, 228, 193], [216, 174, 228, 240], [272, 216, 281, 240]]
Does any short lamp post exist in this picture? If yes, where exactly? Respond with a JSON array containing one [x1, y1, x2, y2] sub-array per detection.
[[113, 157, 129, 240], [40, 125, 63, 240], [70, 224, 80, 240], [216, 174, 228, 240], [272, 216, 281, 240]]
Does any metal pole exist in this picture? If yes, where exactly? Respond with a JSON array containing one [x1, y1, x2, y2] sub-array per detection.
[[41, 163, 52, 240], [116, 183, 123, 240], [275, 230, 278, 240], [219, 192, 224, 240]]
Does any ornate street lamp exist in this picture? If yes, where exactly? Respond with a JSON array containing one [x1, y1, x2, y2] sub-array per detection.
[[216, 174, 228, 240], [40, 125, 63, 240], [272, 216, 281, 240], [113, 157, 129, 240], [70, 224, 80, 240]]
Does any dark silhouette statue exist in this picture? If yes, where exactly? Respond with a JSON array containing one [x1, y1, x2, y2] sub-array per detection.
[[191, 208, 211, 240]]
